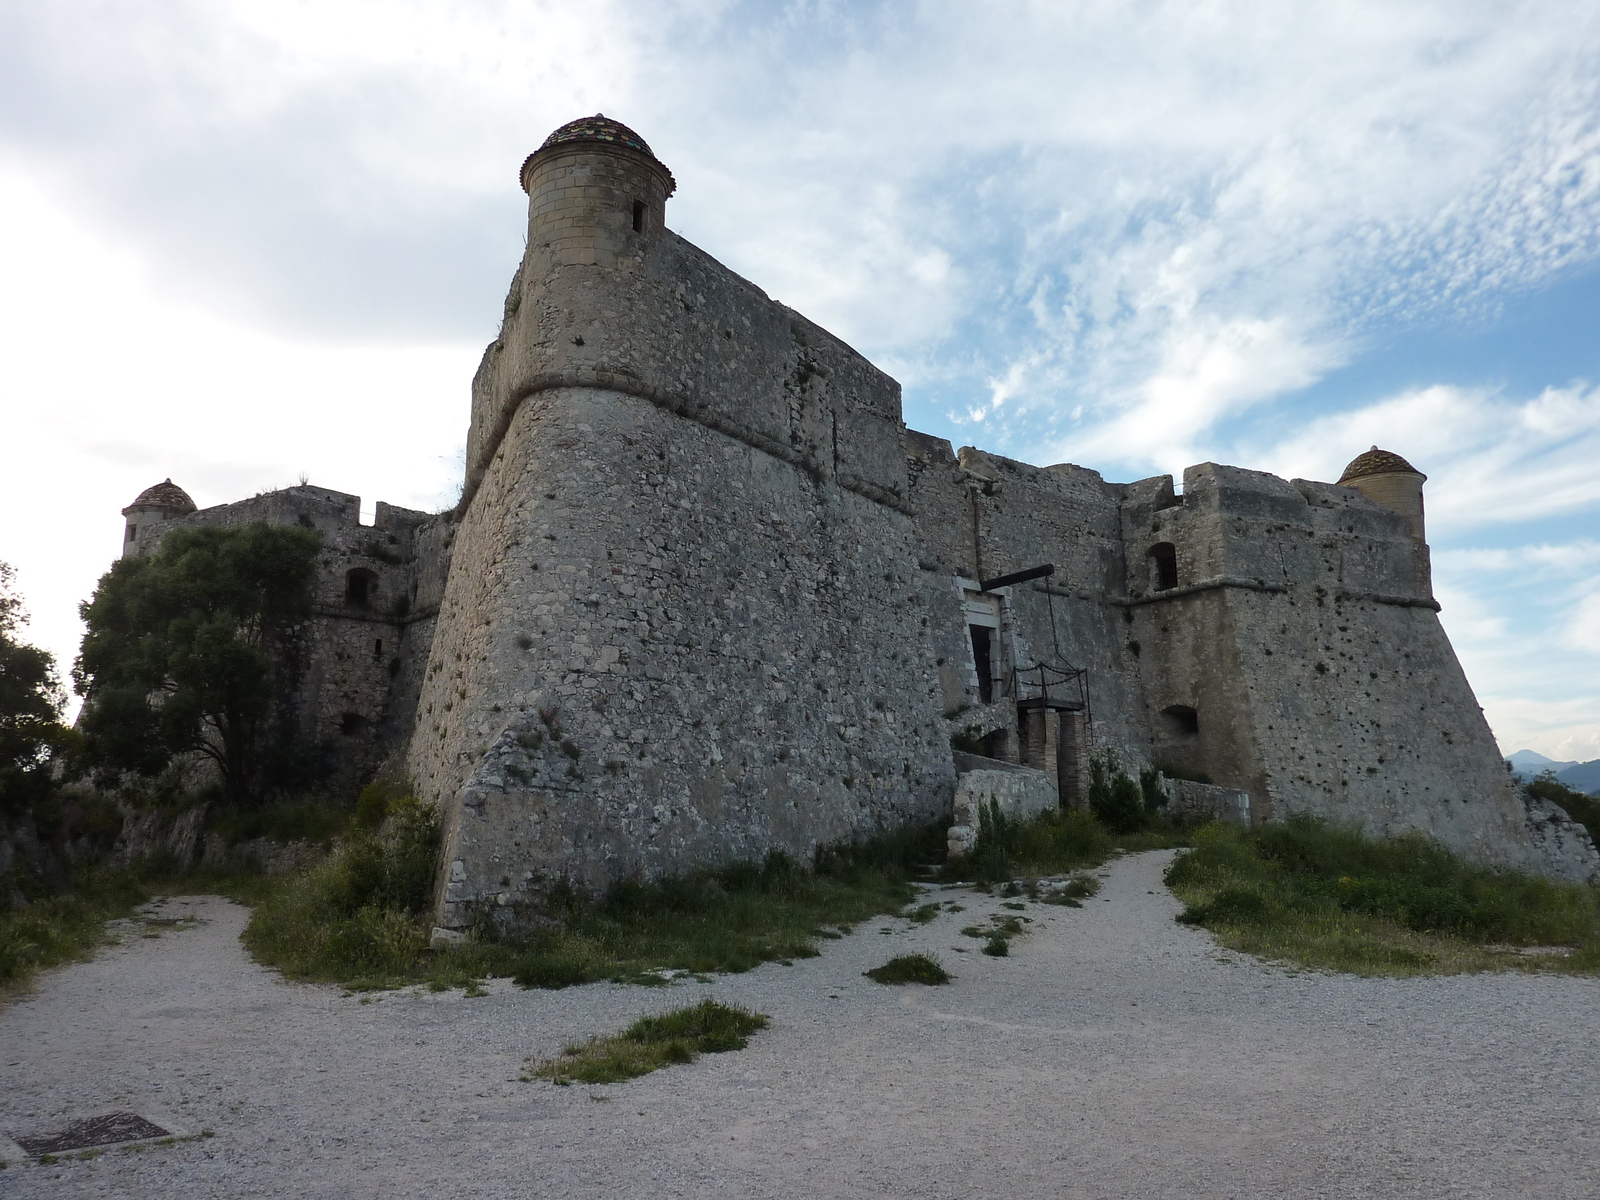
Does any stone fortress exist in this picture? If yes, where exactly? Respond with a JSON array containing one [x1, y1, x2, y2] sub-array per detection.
[[118, 115, 1599, 932]]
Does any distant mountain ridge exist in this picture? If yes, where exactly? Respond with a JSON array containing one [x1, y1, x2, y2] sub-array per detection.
[[1506, 749, 1600, 795], [1558, 760, 1600, 796]]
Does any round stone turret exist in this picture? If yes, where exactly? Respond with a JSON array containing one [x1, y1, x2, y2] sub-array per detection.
[[120, 478, 195, 558], [518, 114, 676, 273], [1338, 446, 1427, 542]]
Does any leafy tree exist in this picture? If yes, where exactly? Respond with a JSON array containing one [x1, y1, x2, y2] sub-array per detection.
[[0, 562, 73, 815], [75, 522, 321, 803]]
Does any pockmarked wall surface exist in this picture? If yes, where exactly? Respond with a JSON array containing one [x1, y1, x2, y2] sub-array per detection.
[[108, 115, 1597, 934]]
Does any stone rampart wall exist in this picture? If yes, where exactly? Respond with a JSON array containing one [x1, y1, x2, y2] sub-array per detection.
[[904, 435, 1152, 767], [413, 375, 955, 928]]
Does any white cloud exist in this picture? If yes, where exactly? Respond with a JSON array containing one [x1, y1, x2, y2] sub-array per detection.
[[1567, 594, 1600, 656], [1247, 382, 1600, 533], [5, 0, 1600, 754], [0, 160, 476, 696]]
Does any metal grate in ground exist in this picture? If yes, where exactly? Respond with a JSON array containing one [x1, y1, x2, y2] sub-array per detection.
[[13, 1112, 172, 1155]]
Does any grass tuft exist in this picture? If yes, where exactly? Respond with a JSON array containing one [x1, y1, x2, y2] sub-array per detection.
[[528, 999, 768, 1085], [864, 952, 951, 985], [1167, 817, 1600, 975]]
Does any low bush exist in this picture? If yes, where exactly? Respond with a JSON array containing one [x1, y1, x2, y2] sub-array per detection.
[[1167, 817, 1600, 975], [528, 999, 769, 1085]]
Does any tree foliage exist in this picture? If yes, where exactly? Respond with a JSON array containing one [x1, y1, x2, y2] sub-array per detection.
[[75, 522, 321, 803], [0, 562, 73, 815]]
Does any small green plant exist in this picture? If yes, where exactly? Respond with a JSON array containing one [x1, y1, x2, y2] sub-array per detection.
[[982, 934, 1009, 956], [528, 999, 769, 1085], [864, 953, 951, 984], [904, 902, 941, 924]]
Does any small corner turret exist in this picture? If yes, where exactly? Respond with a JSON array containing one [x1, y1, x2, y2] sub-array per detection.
[[518, 114, 676, 273], [119, 478, 196, 558], [1338, 446, 1427, 543]]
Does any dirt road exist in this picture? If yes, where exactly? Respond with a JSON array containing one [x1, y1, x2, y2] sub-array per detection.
[[3, 850, 1595, 1198]]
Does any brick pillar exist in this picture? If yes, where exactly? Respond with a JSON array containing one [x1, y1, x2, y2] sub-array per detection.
[[1058, 712, 1087, 810], [1022, 708, 1048, 772], [1042, 709, 1061, 794]]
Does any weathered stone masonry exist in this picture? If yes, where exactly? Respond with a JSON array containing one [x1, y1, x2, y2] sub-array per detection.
[[116, 114, 1597, 931]]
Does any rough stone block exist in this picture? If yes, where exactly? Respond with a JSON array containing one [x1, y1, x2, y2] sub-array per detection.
[[1165, 779, 1251, 825], [950, 764, 1059, 852]]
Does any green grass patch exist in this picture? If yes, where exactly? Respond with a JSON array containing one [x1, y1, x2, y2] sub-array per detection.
[[1167, 818, 1600, 976], [864, 952, 951, 984], [948, 797, 1188, 888], [949, 806, 1114, 884], [242, 799, 949, 991], [527, 999, 769, 1085], [0, 872, 149, 995], [1038, 874, 1100, 906]]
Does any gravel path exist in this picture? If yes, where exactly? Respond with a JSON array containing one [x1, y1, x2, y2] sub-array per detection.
[[2, 850, 1596, 1199]]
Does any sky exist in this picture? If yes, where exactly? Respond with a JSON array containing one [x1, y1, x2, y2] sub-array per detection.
[[2, 0, 1599, 758]]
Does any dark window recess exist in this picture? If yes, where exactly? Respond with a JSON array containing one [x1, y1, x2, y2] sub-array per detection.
[[126, 524, 138, 542], [1148, 542, 1178, 591], [632, 201, 645, 232], [970, 625, 994, 704], [345, 568, 378, 607], [1162, 705, 1200, 737], [373, 638, 383, 658], [340, 712, 369, 736]]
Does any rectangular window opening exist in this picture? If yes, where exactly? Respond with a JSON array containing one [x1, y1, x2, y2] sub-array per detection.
[[631, 201, 645, 233]]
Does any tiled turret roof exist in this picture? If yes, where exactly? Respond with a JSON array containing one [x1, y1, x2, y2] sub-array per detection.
[[1338, 447, 1426, 484], [122, 478, 196, 516], [537, 114, 656, 157]]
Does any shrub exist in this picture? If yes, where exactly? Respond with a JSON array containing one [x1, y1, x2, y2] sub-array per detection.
[[1089, 752, 1148, 833], [0, 872, 148, 989]]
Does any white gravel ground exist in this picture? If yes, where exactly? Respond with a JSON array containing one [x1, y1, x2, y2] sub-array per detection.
[[2, 849, 1596, 1199]]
